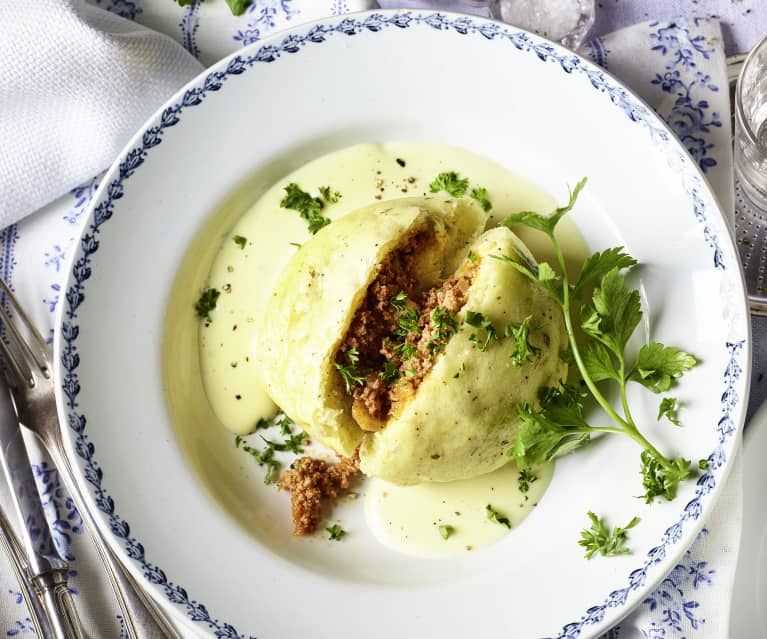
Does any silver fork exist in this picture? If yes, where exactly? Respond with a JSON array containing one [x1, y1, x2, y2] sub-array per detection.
[[0, 278, 181, 639]]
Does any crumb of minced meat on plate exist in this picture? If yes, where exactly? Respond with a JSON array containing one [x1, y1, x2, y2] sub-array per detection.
[[277, 450, 360, 536]]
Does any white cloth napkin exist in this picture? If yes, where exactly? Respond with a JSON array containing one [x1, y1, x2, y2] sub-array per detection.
[[0, 3, 743, 638], [0, 1, 204, 227]]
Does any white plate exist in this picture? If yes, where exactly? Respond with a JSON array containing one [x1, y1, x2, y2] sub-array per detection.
[[730, 402, 767, 638], [54, 10, 749, 639]]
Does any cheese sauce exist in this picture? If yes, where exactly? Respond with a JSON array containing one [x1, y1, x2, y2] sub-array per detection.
[[365, 462, 552, 558]]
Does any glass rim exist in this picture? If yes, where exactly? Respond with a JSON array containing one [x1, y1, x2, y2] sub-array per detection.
[[736, 32, 767, 156]]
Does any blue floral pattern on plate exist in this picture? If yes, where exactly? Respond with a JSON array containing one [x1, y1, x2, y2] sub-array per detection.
[[53, 11, 746, 639]]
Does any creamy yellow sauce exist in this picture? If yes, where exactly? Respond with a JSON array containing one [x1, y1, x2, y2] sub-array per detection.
[[366, 462, 552, 558], [168, 142, 588, 558], [200, 142, 586, 435]]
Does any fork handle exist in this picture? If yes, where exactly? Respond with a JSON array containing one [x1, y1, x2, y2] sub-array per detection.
[[38, 432, 181, 639], [33, 570, 86, 639]]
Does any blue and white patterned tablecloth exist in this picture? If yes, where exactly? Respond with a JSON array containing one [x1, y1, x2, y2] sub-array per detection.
[[1, 2, 763, 638]]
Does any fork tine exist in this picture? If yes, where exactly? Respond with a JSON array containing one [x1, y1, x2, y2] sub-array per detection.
[[0, 305, 35, 389], [0, 279, 49, 389]]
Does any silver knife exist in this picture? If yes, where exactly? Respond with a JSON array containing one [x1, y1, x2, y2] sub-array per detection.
[[0, 379, 85, 639], [0, 504, 53, 638]]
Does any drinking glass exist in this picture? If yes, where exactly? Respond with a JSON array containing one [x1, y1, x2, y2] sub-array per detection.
[[486, 0, 595, 50], [735, 34, 767, 213]]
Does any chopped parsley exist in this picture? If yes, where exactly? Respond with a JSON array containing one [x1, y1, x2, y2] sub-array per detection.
[[274, 413, 295, 436], [429, 171, 469, 198], [379, 361, 402, 383], [428, 306, 458, 354], [195, 288, 220, 321], [326, 523, 347, 541], [318, 185, 342, 204], [467, 250, 478, 263], [234, 413, 305, 485], [578, 511, 639, 559], [335, 347, 369, 395], [393, 342, 418, 361], [438, 525, 453, 540], [395, 307, 421, 337], [232, 235, 247, 249], [239, 441, 279, 485], [470, 186, 492, 212], [280, 183, 332, 234], [485, 504, 511, 529], [464, 310, 496, 351], [390, 291, 409, 312], [503, 315, 539, 367], [517, 469, 538, 493], [260, 430, 307, 455]]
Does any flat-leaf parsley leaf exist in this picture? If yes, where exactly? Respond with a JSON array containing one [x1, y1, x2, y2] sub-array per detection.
[[657, 397, 681, 426]]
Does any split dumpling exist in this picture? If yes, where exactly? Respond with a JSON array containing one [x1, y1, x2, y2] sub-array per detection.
[[256, 197, 567, 484]]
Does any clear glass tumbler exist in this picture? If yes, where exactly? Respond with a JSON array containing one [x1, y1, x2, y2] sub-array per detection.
[[735, 34, 767, 213], [486, 0, 595, 50]]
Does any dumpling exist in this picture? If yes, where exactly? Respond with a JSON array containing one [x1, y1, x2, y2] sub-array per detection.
[[256, 197, 567, 484]]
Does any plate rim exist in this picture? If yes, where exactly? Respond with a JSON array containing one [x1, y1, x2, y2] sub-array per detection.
[[53, 9, 751, 639]]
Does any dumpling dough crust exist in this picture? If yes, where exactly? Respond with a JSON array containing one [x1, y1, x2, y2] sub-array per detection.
[[256, 197, 567, 485]]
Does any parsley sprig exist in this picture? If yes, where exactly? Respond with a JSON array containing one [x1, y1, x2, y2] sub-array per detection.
[[499, 179, 698, 503], [579, 511, 640, 559]]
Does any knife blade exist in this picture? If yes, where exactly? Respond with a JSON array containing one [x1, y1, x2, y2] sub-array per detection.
[[0, 379, 85, 639]]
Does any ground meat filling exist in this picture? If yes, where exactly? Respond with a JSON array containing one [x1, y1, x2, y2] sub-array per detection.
[[335, 230, 476, 423], [278, 451, 360, 536]]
